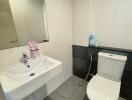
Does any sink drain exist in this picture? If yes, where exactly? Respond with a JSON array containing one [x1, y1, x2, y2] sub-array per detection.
[[29, 73, 35, 76]]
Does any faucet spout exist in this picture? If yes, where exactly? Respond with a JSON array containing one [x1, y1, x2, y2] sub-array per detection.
[[20, 53, 30, 68]]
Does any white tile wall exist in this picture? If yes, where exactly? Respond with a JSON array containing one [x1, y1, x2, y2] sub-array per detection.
[[72, 0, 132, 50], [72, 0, 90, 47]]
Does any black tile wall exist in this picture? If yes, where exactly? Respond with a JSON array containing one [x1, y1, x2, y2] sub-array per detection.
[[73, 57, 89, 79], [73, 45, 88, 59], [72, 45, 132, 99], [72, 45, 99, 81]]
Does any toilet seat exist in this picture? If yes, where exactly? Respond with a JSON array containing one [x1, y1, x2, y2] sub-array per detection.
[[87, 75, 121, 100]]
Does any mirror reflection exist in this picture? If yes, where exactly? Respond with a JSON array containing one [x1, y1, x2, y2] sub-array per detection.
[[0, 0, 49, 50]]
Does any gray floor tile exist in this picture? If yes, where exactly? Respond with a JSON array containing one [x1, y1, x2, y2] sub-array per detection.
[[54, 76, 84, 98], [44, 92, 69, 100], [71, 82, 88, 100]]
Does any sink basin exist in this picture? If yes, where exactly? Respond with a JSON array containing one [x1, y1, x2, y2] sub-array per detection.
[[4, 56, 58, 81], [0, 55, 62, 100]]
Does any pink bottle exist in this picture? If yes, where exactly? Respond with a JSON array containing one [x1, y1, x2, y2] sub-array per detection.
[[28, 41, 40, 58]]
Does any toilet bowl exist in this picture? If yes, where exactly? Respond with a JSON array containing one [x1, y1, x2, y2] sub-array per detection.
[[87, 75, 120, 100], [86, 52, 127, 100]]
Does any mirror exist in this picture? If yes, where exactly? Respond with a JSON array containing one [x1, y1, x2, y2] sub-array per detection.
[[0, 0, 49, 50]]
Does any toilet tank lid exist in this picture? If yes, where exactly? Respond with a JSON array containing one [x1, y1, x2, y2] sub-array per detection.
[[98, 52, 127, 62]]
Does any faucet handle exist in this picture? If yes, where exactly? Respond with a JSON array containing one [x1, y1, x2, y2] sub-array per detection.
[[22, 53, 27, 58], [22, 52, 30, 59], [20, 53, 30, 68], [20, 53, 29, 63]]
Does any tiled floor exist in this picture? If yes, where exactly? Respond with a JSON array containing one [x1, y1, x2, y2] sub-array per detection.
[[44, 75, 125, 100]]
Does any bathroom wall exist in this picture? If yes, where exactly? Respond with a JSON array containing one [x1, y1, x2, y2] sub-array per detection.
[[94, 0, 132, 50], [72, 0, 90, 47], [72, 0, 132, 50], [0, 0, 72, 99]]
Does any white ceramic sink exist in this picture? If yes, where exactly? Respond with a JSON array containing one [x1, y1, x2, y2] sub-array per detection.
[[0, 55, 62, 100]]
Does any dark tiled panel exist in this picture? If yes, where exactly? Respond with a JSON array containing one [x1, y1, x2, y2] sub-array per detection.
[[122, 70, 132, 89], [72, 45, 99, 61], [72, 45, 88, 59], [120, 85, 132, 100], [124, 53, 132, 71], [73, 57, 97, 80], [73, 57, 89, 79]]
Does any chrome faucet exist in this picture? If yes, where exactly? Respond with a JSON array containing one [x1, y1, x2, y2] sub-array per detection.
[[20, 53, 30, 68]]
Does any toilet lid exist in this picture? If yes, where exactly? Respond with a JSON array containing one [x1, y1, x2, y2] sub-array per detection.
[[87, 75, 121, 100]]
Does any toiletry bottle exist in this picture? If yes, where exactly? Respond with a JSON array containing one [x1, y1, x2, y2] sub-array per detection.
[[89, 34, 96, 47], [28, 41, 40, 58]]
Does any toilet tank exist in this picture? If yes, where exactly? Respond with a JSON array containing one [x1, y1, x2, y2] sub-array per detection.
[[97, 52, 127, 82]]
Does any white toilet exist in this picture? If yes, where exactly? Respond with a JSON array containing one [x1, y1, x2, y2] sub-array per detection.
[[87, 52, 127, 100]]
